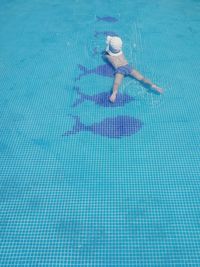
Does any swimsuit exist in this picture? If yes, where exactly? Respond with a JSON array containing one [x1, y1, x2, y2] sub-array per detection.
[[104, 51, 132, 76], [115, 64, 132, 76]]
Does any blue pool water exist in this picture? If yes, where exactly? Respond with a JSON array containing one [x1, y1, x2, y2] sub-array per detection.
[[0, 0, 200, 266]]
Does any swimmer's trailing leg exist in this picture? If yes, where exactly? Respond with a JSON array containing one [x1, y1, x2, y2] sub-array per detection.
[[110, 73, 124, 102], [130, 69, 163, 94]]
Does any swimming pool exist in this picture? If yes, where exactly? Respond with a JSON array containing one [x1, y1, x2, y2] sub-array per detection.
[[0, 0, 200, 266]]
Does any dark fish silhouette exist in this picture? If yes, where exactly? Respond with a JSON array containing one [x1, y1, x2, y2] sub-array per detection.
[[63, 115, 143, 138], [94, 31, 118, 38], [96, 16, 118, 23], [93, 47, 99, 55], [75, 63, 114, 81], [72, 87, 135, 107]]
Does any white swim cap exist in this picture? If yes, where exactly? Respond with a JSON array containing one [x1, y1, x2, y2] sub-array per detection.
[[106, 36, 123, 56]]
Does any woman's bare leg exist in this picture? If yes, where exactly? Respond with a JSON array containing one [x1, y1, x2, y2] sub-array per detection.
[[130, 69, 163, 94], [109, 73, 124, 102]]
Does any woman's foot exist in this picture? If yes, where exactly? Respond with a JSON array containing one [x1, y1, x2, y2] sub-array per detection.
[[151, 84, 164, 94], [109, 92, 117, 102]]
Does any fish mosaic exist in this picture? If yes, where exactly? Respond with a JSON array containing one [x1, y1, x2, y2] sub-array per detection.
[[92, 47, 99, 55], [63, 115, 143, 138], [94, 31, 118, 38], [96, 16, 118, 23], [72, 87, 135, 107], [75, 63, 114, 81]]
